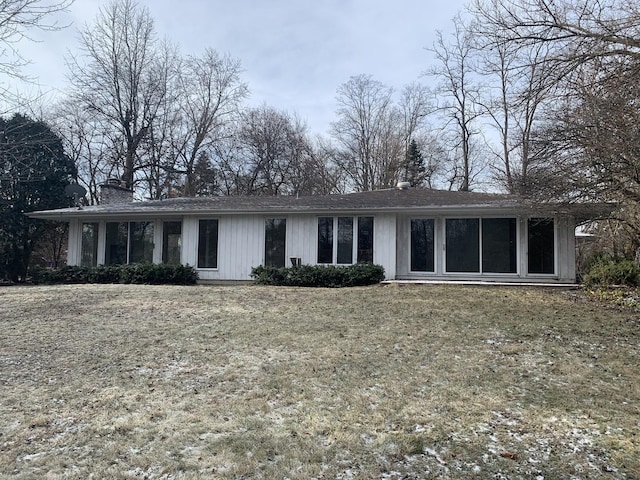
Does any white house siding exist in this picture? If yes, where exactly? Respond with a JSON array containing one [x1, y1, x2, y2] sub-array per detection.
[[67, 218, 81, 266], [195, 214, 397, 281], [190, 215, 264, 281], [395, 216, 411, 277], [557, 216, 576, 283], [286, 215, 317, 265], [373, 214, 397, 280], [181, 217, 198, 267], [63, 211, 574, 283]]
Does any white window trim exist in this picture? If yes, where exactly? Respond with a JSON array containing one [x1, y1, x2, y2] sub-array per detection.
[[196, 218, 220, 270], [316, 216, 375, 266]]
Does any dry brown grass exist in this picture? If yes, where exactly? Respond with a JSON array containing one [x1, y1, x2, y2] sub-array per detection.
[[0, 283, 638, 479]]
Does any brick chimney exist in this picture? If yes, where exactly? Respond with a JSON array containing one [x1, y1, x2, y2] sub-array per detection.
[[100, 178, 134, 204]]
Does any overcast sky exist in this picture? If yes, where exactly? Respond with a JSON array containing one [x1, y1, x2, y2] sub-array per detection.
[[12, 0, 469, 135]]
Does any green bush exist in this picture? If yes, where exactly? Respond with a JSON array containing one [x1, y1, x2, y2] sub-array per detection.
[[583, 255, 639, 287], [250, 263, 385, 287], [31, 264, 198, 285]]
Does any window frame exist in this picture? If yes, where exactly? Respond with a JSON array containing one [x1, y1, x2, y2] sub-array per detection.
[[443, 216, 520, 276], [105, 221, 129, 265], [482, 217, 518, 274], [128, 221, 155, 264], [264, 218, 287, 268], [162, 221, 183, 265], [409, 218, 436, 273], [316, 216, 373, 265], [197, 219, 219, 270], [80, 222, 99, 268], [527, 217, 556, 275]]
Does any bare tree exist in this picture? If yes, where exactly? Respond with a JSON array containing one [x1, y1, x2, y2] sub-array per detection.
[[0, 0, 73, 109], [0, 0, 73, 77], [231, 105, 319, 196], [471, 0, 640, 75], [171, 48, 248, 197], [67, 0, 174, 190], [49, 99, 119, 204], [428, 15, 484, 191], [476, 37, 558, 194], [398, 82, 432, 149], [331, 74, 402, 191]]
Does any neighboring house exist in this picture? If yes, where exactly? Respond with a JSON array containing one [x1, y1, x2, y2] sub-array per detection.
[[28, 181, 612, 283]]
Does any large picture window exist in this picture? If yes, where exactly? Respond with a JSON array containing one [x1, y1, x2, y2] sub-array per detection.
[[105, 221, 154, 265], [129, 222, 154, 264], [317, 217, 333, 264], [105, 222, 128, 265], [162, 221, 182, 265], [446, 218, 480, 272], [81, 222, 99, 267], [265, 218, 286, 267], [337, 217, 354, 264], [357, 216, 374, 264], [445, 218, 519, 274], [528, 218, 555, 274], [198, 220, 219, 269], [482, 218, 517, 274], [411, 219, 435, 272], [317, 217, 371, 264]]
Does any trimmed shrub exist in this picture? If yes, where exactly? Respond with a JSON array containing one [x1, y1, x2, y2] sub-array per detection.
[[583, 254, 639, 287], [250, 263, 385, 287], [31, 264, 198, 285]]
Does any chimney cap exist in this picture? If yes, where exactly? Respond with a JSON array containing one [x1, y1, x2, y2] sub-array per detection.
[[396, 181, 411, 190]]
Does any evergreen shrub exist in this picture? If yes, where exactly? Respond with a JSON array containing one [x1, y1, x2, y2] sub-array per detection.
[[250, 263, 385, 287], [31, 264, 198, 285], [583, 254, 639, 287]]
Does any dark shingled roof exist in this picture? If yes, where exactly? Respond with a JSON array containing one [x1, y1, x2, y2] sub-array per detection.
[[27, 187, 612, 220]]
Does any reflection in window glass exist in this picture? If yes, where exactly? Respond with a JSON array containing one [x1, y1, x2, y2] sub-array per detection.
[[265, 218, 286, 268], [105, 222, 128, 265], [317, 217, 333, 264], [198, 220, 218, 269], [528, 218, 555, 274], [446, 218, 480, 272], [357, 217, 374, 263], [411, 219, 434, 272], [129, 221, 154, 264], [482, 218, 517, 273], [163, 221, 182, 265], [81, 222, 99, 267], [337, 217, 353, 264]]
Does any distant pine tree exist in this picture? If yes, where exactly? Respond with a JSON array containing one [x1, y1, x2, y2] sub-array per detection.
[[405, 139, 426, 187]]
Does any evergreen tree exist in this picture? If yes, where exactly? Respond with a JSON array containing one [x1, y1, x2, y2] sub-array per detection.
[[0, 114, 76, 281], [404, 139, 427, 187]]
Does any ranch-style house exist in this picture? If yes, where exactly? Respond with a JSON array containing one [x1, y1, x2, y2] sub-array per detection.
[[28, 181, 610, 283]]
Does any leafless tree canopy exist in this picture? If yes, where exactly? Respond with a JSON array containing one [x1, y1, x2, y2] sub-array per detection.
[[0, 0, 73, 108], [471, 0, 640, 75], [0, 0, 72, 73], [331, 74, 435, 191]]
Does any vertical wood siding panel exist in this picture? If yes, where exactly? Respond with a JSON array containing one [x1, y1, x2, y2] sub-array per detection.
[[375, 214, 396, 279], [396, 216, 409, 277], [67, 219, 80, 266], [301, 216, 316, 264], [182, 217, 198, 268]]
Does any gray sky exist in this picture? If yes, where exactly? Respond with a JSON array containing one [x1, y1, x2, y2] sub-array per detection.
[[13, 0, 468, 135]]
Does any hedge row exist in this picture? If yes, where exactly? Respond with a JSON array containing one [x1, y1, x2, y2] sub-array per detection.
[[250, 263, 385, 287], [31, 264, 199, 285]]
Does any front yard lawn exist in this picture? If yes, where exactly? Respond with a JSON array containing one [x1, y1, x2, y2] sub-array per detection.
[[0, 284, 638, 478]]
